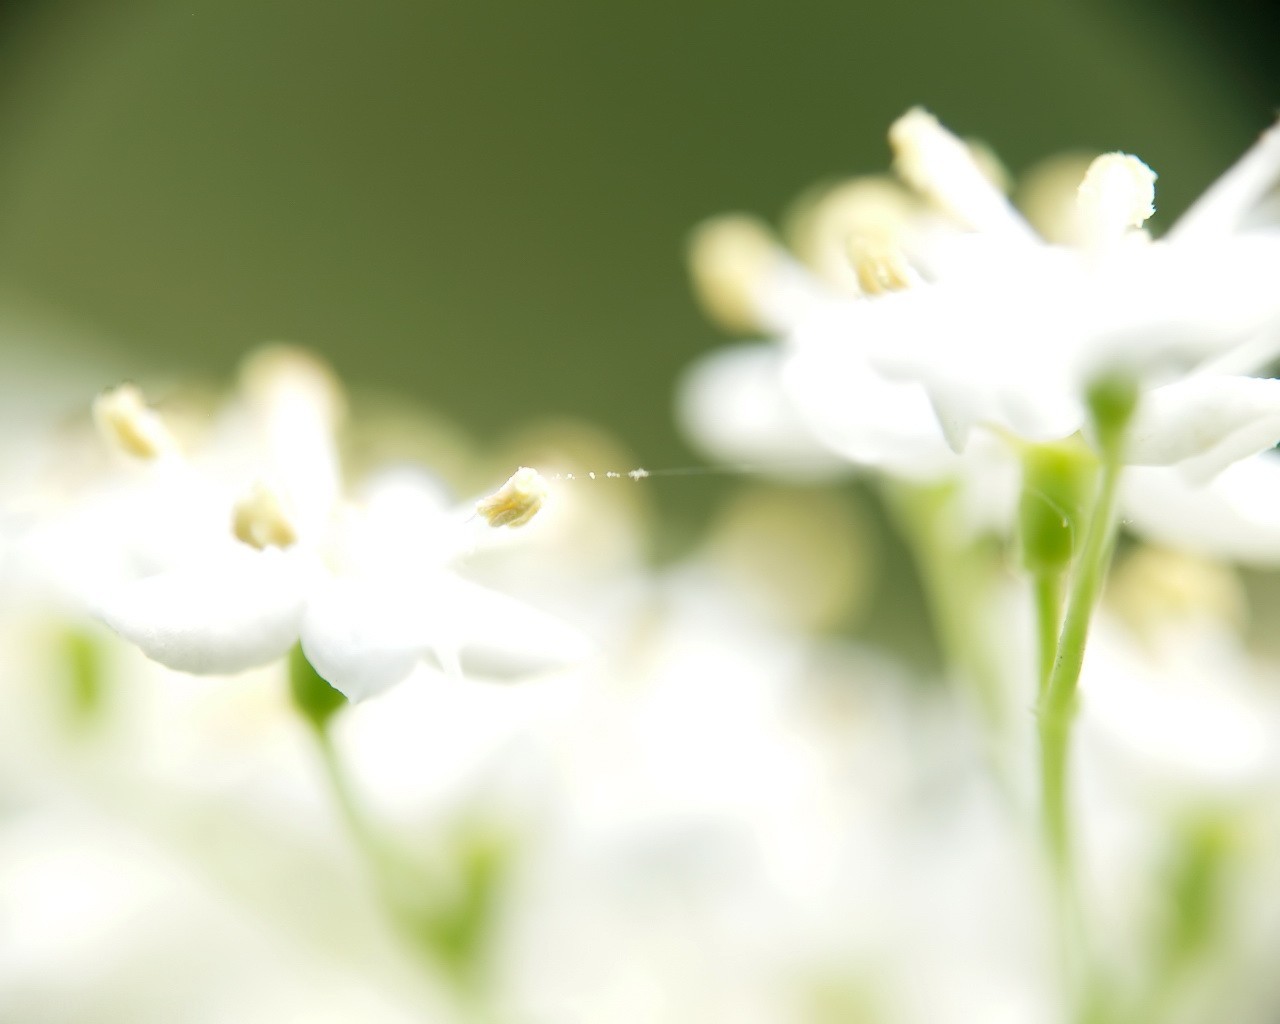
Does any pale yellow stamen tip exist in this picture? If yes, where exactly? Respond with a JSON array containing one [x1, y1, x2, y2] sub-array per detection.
[[232, 483, 298, 550], [687, 214, 783, 334], [785, 175, 918, 293], [848, 236, 916, 295], [476, 467, 549, 528], [889, 108, 964, 195], [1077, 153, 1157, 236], [240, 344, 347, 426], [888, 107, 1034, 241], [93, 383, 175, 460]]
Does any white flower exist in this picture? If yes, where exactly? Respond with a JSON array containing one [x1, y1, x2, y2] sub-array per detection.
[[679, 112, 1280, 556], [860, 110, 1280, 458], [32, 348, 587, 701], [679, 210, 962, 481]]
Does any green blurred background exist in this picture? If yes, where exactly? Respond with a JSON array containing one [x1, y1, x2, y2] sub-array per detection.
[[0, 0, 1274, 470]]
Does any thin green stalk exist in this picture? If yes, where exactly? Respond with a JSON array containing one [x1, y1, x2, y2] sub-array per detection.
[[1037, 453, 1123, 873], [312, 724, 396, 876], [882, 481, 1005, 729], [309, 722, 498, 1023], [1033, 570, 1064, 702]]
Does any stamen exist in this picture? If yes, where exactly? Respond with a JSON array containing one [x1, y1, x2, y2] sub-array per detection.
[[687, 215, 791, 334], [1076, 153, 1157, 243], [848, 236, 917, 295], [93, 383, 176, 460], [239, 345, 346, 427], [232, 482, 299, 550], [1014, 153, 1100, 246], [889, 108, 1038, 242], [785, 176, 918, 293], [476, 467, 549, 528]]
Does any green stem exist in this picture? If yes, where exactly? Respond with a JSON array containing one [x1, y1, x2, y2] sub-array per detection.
[[1037, 453, 1123, 873], [1033, 570, 1064, 702], [312, 724, 396, 876], [882, 481, 1004, 729], [1032, 451, 1126, 1024], [309, 723, 498, 1023]]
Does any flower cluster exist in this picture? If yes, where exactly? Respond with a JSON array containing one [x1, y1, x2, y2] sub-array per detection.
[[4, 109, 1280, 1024], [682, 108, 1280, 559], [10, 347, 586, 701]]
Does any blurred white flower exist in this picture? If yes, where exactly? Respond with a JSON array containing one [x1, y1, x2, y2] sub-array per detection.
[[1080, 547, 1279, 793], [15, 348, 586, 701], [1121, 450, 1280, 564]]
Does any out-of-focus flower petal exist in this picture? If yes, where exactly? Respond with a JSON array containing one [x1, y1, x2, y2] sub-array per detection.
[[299, 577, 424, 702], [782, 338, 959, 475], [1121, 452, 1280, 564], [1081, 618, 1278, 790], [676, 343, 847, 478], [431, 577, 594, 681], [301, 573, 590, 700], [1126, 375, 1280, 482], [95, 552, 309, 673], [1168, 118, 1280, 241]]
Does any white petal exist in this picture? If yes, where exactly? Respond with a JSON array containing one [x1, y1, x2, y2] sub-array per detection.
[[95, 553, 307, 674], [1121, 453, 1280, 564], [675, 343, 847, 478], [783, 340, 958, 474], [299, 577, 424, 702], [1081, 619, 1276, 789], [1126, 375, 1280, 481], [1168, 119, 1280, 241], [1081, 234, 1280, 375], [333, 467, 456, 575], [422, 576, 593, 681]]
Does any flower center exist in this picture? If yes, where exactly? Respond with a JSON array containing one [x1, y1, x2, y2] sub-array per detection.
[[848, 236, 916, 295], [476, 467, 549, 528], [232, 482, 299, 550], [93, 383, 176, 460]]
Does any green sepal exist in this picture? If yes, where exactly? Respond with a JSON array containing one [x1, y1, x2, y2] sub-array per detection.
[[1018, 438, 1098, 574], [288, 643, 346, 729], [1086, 372, 1139, 459]]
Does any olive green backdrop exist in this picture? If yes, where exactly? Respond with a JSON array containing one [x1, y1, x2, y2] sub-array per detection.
[[0, 0, 1271, 469]]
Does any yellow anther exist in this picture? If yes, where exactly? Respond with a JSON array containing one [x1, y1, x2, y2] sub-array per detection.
[[93, 383, 175, 460], [848, 236, 916, 295], [785, 175, 919, 293], [232, 483, 299, 550], [476, 467, 549, 528]]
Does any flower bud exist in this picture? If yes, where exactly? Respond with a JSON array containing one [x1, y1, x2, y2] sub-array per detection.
[[1018, 439, 1097, 573]]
